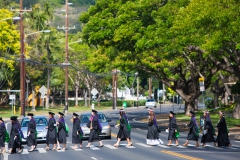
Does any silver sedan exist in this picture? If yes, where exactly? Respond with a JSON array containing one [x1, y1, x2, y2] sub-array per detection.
[[80, 112, 112, 139], [20, 116, 48, 142]]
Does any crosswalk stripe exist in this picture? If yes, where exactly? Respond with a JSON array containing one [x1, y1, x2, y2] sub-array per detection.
[[21, 149, 29, 154], [176, 145, 187, 148], [104, 144, 118, 149], [70, 146, 83, 151], [90, 145, 100, 150], [37, 148, 47, 153], [136, 143, 152, 148], [119, 144, 136, 148], [56, 149, 65, 152], [157, 144, 170, 148]]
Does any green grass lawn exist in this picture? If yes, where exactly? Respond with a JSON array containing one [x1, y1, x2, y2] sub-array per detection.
[[176, 112, 240, 128], [0, 105, 112, 118]]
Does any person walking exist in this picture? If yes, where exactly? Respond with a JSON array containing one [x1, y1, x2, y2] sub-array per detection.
[[57, 112, 67, 151], [27, 113, 37, 152], [201, 111, 215, 147], [0, 117, 6, 154], [216, 111, 231, 147], [85, 110, 103, 148], [72, 113, 83, 149], [45, 112, 57, 151], [8, 116, 23, 154], [183, 111, 199, 147], [146, 108, 160, 146], [167, 111, 179, 146], [114, 109, 132, 147]]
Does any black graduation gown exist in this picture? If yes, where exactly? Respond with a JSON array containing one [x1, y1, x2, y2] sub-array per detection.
[[57, 121, 67, 144], [187, 120, 199, 141], [168, 118, 178, 140], [201, 118, 215, 143], [8, 123, 21, 149], [0, 123, 6, 147], [27, 119, 37, 146], [72, 118, 82, 144], [216, 117, 230, 147], [46, 118, 57, 145], [147, 119, 159, 140], [87, 116, 101, 142], [117, 117, 130, 140]]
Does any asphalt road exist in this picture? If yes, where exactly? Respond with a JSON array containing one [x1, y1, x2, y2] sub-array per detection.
[[1, 106, 240, 160]]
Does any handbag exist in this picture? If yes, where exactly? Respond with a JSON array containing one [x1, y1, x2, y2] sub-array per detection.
[[4, 130, 10, 143], [157, 126, 161, 133], [175, 130, 180, 138]]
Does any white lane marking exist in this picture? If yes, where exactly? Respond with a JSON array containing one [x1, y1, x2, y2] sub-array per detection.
[[21, 149, 29, 154], [91, 157, 98, 160], [104, 144, 118, 149], [56, 149, 65, 152], [135, 143, 152, 148], [37, 148, 47, 153], [119, 144, 136, 148], [235, 141, 240, 143], [90, 145, 100, 150], [70, 146, 83, 151], [3, 153, 8, 160], [157, 144, 170, 148], [176, 145, 187, 148]]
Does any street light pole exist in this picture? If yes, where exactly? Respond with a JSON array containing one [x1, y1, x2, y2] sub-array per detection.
[[11, 0, 32, 117], [20, 0, 25, 117], [58, 0, 75, 114]]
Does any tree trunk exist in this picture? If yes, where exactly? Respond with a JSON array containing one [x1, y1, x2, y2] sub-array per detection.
[[46, 68, 50, 109], [233, 100, 240, 119], [88, 87, 91, 107], [214, 92, 219, 108], [184, 101, 194, 115], [75, 86, 79, 107], [84, 89, 88, 107]]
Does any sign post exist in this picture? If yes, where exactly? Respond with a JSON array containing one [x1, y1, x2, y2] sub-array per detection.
[[91, 88, 98, 108], [39, 85, 48, 112], [199, 77, 205, 108], [9, 95, 16, 116]]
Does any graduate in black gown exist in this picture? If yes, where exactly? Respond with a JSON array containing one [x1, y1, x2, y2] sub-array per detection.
[[8, 116, 23, 154], [27, 113, 37, 152], [0, 117, 6, 154], [146, 108, 160, 146], [183, 111, 199, 147], [57, 112, 67, 150], [114, 109, 132, 147], [86, 109, 103, 148], [45, 112, 57, 151], [72, 113, 83, 149], [167, 111, 179, 146], [201, 111, 215, 147], [216, 111, 231, 147]]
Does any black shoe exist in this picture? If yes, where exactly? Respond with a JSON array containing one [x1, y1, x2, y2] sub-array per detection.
[[100, 145, 104, 147]]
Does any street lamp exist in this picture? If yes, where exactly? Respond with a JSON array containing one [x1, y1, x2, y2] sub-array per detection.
[[0, 17, 21, 22]]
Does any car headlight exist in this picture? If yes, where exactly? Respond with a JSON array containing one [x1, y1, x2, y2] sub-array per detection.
[[103, 125, 111, 129]]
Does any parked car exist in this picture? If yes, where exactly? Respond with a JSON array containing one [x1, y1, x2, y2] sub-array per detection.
[[80, 112, 112, 139], [145, 99, 156, 108], [21, 116, 48, 142]]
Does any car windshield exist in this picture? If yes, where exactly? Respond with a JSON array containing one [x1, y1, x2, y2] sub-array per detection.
[[81, 114, 107, 123], [21, 117, 48, 127], [147, 99, 154, 102]]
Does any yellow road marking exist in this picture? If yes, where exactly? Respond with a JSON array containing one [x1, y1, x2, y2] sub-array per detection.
[[161, 150, 203, 160], [111, 133, 117, 138]]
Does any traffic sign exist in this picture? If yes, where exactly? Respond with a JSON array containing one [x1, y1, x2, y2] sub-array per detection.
[[200, 86, 205, 91], [91, 88, 98, 96], [9, 94, 16, 100], [199, 77, 204, 82], [39, 85, 48, 98]]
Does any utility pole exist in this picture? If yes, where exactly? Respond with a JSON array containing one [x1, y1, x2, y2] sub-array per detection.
[[112, 69, 119, 110], [148, 77, 152, 99], [58, 0, 75, 114], [12, 0, 31, 117], [136, 74, 139, 107]]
